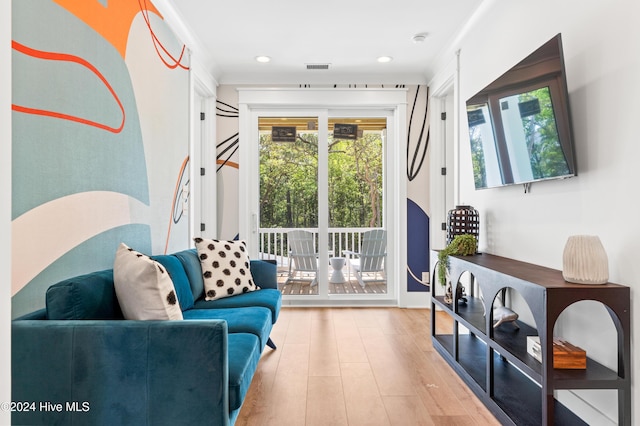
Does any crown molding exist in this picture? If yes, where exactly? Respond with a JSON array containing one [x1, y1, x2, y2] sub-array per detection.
[[152, 0, 219, 87]]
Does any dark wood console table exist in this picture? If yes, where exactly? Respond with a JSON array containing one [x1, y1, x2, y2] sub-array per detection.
[[430, 251, 631, 425]]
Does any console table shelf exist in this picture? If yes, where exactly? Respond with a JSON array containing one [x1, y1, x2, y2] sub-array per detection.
[[430, 251, 631, 425]]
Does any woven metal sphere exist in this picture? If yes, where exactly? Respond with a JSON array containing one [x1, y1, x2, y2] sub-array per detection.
[[446, 205, 480, 245]]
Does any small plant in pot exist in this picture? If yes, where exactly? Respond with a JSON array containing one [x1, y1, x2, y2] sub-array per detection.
[[437, 234, 478, 303]]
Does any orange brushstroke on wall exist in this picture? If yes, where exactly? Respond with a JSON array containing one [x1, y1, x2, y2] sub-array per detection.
[[164, 156, 190, 254], [53, 0, 162, 58], [217, 160, 239, 169], [139, 1, 189, 70], [12, 40, 125, 133]]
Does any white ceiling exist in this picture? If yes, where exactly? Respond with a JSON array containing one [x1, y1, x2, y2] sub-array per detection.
[[161, 0, 483, 85]]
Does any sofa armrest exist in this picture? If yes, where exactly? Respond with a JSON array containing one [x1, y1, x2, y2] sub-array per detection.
[[13, 308, 47, 320], [12, 320, 230, 426]]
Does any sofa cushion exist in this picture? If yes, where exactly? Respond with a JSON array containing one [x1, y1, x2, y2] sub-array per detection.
[[227, 333, 261, 412], [192, 288, 282, 324], [182, 306, 272, 348], [194, 238, 258, 301], [152, 254, 195, 311], [173, 249, 205, 301], [249, 259, 278, 290], [113, 243, 183, 320], [46, 270, 124, 320]]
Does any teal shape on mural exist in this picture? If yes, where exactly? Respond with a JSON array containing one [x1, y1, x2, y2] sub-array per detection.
[[11, 224, 151, 319]]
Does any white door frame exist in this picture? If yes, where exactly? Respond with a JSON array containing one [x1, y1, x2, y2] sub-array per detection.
[[238, 88, 407, 305], [429, 79, 455, 251], [429, 55, 460, 252], [191, 72, 217, 240]]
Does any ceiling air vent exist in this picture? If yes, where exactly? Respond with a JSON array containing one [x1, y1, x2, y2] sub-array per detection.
[[306, 63, 330, 70]]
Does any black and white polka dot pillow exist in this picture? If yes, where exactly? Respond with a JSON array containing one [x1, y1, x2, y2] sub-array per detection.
[[194, 238, 258, 301]]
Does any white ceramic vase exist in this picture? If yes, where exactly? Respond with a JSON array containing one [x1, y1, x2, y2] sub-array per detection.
[[562, 235, 609, 284]]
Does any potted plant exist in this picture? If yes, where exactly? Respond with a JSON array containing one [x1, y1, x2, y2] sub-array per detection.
[[437, 234, 478, 302]]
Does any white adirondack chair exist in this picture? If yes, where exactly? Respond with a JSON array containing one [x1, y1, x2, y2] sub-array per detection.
[[344, 229, 386, 288], [286, 230, 318, 287]]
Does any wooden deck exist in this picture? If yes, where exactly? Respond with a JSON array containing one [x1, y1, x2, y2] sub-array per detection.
[[277, 267, 387, 295]]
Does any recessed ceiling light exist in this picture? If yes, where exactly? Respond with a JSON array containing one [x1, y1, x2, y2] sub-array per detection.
[[377, 56, 393, 63], [255, 56, 271, 63]]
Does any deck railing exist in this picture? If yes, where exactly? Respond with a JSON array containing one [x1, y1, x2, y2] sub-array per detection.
[[258, 227, 382, 268]]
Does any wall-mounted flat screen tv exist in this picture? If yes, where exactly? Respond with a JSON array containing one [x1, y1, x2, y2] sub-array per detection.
[[466, 34, 577, 190]]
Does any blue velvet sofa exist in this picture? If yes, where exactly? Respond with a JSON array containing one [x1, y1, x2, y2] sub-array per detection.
[[11, 248, 282, 426]]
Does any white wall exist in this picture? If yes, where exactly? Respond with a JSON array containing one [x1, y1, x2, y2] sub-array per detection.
[[1, 1, 11, 424], [431, 0, 638, 424]]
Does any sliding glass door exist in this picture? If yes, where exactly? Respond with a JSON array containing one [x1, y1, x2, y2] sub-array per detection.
[[327, 117, 387, 295], [256, 112, 388, 300], [258, 115, 321, 295]]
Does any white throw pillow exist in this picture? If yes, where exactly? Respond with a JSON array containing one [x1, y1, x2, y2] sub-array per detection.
[[194, 238, 258, 301], [113, 243, 183, 320]]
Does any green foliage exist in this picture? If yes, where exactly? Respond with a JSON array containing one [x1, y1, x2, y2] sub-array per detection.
[[469, 125, 487, 188], [437, 234, 478, 287], [518, 87, 570, 179], [259, 131, 383, 229], [259, 132, 318, 228]]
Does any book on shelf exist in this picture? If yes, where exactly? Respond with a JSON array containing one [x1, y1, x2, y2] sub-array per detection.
[[526, 336, 586, 369]]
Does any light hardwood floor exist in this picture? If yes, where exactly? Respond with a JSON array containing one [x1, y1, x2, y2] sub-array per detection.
[[236, 307, 500, 426]]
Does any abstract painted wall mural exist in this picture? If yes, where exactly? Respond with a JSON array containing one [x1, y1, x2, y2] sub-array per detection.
[[406, 85, 431, 292], [407, 86, 430, 182], [11, 0, 190, 317], [164, 156, 191, 254], [215, 85, 241, 240]]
